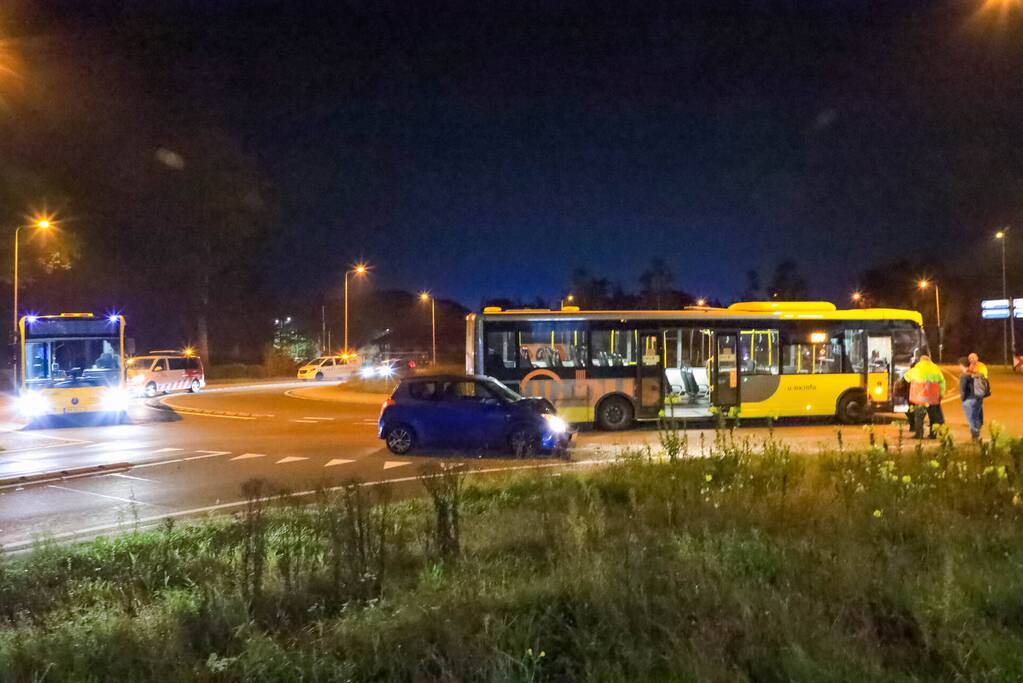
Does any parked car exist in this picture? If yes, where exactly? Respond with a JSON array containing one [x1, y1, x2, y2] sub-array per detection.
[[297, 355, 361, 381], [378, 374, 572, 457], [127, 350, 205, 398]]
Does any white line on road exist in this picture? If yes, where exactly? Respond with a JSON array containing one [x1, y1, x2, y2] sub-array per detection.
[[383, 461, 412, 470], [324, 458, 354, 467], [5, 460, 602, 552], [275, 456, 308, 464], [107, 472, 158, 483], [231, 453, 266, 461], [303, 416, 335, 421], [291, 419, 319, 424], [46, 484, 152, 505], [193, 450, 230, 457], [153, 447, 184, 453]]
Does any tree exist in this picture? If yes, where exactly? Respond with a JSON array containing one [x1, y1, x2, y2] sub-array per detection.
[[740, 270, 762, 301], [569, 268, 612, 309], [638, 258, 674, 309], [767, 260, 809, 300]]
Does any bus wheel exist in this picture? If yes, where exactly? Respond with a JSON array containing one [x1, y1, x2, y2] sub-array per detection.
[[836, 391, 869, 424], [596, 396, 634, 431], [144, 382, 158, 399]]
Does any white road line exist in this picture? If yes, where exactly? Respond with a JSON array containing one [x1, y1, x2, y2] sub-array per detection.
[[303, 416, 335, 421], [4, 460, 603, 552], [133, 458, 184, 469], [195, 450, 230, 455], [291, 419, 318, 424], [182, 453, 225, 461], [153, 447, 184, 453], [231, 453, 266, 461], [46, 484, 152, 505], [107, 472, 158, 483], [324, 458, 355, 467], [383, 461, 412, 470], [275, 456, 308, 464], [0, 439, 94, 454]]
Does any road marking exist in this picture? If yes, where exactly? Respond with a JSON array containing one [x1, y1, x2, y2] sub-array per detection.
[[324, 458, 354, 467], [231, 453, 265, 461], [153, 447, 184, 453], [3, 460, 603, 552], [303, 416, 335, 421], [183, 452, 226, 461], [275, 456, 308, 464], [291, 419, 319, 424], [383, 461, 412, 470], [0, 439, 94, 454], [46, 484, 152, 505], [107, 472, 158, 483], [195, 450, 230, 456]]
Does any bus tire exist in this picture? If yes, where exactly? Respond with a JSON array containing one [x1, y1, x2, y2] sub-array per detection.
[[836, 391, 869, 425], [596, 395, 634, 431]]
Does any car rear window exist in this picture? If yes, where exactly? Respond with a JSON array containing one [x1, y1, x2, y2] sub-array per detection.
[[407, 381, 439, 400], [186, 357, 202, 370]]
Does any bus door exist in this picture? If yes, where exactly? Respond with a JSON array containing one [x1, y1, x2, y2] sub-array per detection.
[[867, 335, 894, 407], [636, 331, 664, 418], [712, 331, 741, 410]]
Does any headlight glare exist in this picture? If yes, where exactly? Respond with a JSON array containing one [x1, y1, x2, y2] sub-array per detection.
[[543, 414, 568, 433], [101, 388, 132, 412], [16, 392, 49, 417]]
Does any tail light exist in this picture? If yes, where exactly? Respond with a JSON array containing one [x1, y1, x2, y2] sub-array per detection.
[[380, 398, 395, 414], [407, 360, 416, 369]]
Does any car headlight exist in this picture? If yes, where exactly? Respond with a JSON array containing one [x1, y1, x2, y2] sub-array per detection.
[[543, 414, 568, 433], [101, 388, 133, 412], [360, 367, 377, 378], [377, 365, 395, 378], [15, 392, 49, 417], [130, 373, 146, 384]]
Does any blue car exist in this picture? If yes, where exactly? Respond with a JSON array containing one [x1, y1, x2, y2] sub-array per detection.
[[378, 374, 572, 457]]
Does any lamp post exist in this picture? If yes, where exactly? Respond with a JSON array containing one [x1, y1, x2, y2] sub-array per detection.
[[12, 216, 52, 336], [342, 262, 368, 354], [420, 291, 436, 366], [996, 229, 1014, 366], [918, 279, 942, 363], [851, 291, 863, 307], [559, 293, 574, 309]]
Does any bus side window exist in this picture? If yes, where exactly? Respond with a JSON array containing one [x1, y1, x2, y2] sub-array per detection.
[[739, 330, 779, 375], [485, 331, 517, 371]]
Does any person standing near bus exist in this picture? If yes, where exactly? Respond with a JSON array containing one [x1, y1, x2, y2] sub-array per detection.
[[903, 353, 946, 439], [968, 352, 988, 378], [958, 357, 988, 442]]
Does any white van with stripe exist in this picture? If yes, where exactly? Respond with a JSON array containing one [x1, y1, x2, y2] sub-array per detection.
[[128, 350, 206, 397]]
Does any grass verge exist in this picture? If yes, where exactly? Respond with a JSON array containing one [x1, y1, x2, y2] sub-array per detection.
[[2, 425, 1023, 681]]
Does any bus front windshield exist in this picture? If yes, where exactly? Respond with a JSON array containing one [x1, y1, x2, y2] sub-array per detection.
[[25, 338, 122, 387]]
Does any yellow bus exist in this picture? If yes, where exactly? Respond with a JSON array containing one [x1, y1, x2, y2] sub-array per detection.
[[16, 313, 131, 419], [466, 301, 925, 429]]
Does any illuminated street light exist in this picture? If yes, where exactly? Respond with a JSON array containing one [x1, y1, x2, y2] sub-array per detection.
[[696, 298, 706, 307], [420, 291, 436, 366], [342, 262, 369, 354], [13, 215, 54, 339], [559, 293, 575, 309], [917, 279, 943, 363], [996, 228, 1015, 366]]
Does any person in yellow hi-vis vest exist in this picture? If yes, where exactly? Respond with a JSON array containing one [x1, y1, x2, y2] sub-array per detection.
[[903, 354, 946, 439]]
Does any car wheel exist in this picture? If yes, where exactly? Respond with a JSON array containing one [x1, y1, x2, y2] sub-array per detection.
[[315, 372, 324, 381], [596, 396, 634, 431], [189, 379, 201, 393], [144, 382, 158, 399], [384, 424, 415, 455], [509, 426, 540, 458], [836, 391, 869, 425]]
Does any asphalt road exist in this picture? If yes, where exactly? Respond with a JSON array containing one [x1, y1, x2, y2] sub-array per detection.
[[2, 370, 1020, 550]]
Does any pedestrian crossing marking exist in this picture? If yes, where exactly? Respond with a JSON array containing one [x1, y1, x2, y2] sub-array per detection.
[[383, 461, 412, 470], [275, 456, 308, 464], [231, 453, 265, 461], [324, 458, 354, 467]]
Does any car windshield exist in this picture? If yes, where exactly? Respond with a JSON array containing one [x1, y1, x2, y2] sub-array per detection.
[[24, 338, 122, 388], [482, 378, 522, 402]]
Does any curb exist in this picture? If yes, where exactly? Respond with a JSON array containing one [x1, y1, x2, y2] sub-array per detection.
[[0, 462, 132, 490], [149, 400, 272, 419]]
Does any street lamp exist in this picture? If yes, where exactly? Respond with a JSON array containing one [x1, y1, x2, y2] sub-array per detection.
[[559, 293, 575, 309], [996, 229, 1014, 366], [420, 291, 436, 366], [12, 215, 53, 336], [342, 262, 368, 354], [851, 291, 863, 306], [918, 279, 942, 363], [696, 298, 706, 307]]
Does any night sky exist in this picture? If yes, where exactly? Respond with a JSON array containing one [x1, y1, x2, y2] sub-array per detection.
[[4, 0, 1023, 308]]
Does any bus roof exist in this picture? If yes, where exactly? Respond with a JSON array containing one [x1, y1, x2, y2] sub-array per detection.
[[471, 301, 923, 326]]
